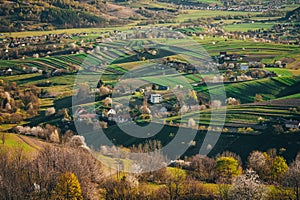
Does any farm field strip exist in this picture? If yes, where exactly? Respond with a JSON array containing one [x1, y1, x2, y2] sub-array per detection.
[[141, 75, 192, 88], [176, 10, 254, 22], [223, 22, 276, 32]]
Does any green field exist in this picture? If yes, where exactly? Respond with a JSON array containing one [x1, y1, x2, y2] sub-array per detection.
[[223, 22, 276, 32], [177, 10, 253, 22], [265, 68, 293, 77], [196, 0, 221, 4], [0, 133, 37, 152]]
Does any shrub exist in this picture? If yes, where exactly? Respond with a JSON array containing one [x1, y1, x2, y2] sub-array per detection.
[[266, 186, 295, 200], [238, 127, 254, 134]]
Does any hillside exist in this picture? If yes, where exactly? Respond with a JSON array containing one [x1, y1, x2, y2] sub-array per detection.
[[0, 0, 139, 32]]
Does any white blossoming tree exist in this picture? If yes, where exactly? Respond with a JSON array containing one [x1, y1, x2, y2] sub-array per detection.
[[230, 169, 267, 200]]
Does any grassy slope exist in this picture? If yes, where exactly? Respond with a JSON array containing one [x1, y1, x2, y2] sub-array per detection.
[[0, 133, 43, 152], [195, 76, 300, 103]]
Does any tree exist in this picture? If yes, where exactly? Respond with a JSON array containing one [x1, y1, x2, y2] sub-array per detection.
[[1, 132, 5, 145], [188, 90, 198, 102], [217, 151, 242, 166], [272, 125, 284, 135], [96, 79, 103, 88], [31, 145, 103, 199], [102, 176, 138, 200], [230, 169, 267, 200], [211, 100, 222, 109], [254, 150, 289, 183], [189, 155, 216, 183], [271, 156, 288, 182], [54, 172, 83, 200], [165, 167, 187, 200], [254, 94, 263, 102], [216, 157, 241, 183], [187, 118, 196, 128], [247, 151, 266, 178], [226, 97, 240, 106], [284, 156, 300, 200]]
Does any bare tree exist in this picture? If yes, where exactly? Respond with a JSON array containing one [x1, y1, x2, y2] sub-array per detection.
[[189, 155, 216, 183], [247, 151, 266, 177], [31, 145, 103, 199]]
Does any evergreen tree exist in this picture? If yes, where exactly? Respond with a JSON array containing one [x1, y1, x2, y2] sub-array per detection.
[[54, 172, 83, 200]]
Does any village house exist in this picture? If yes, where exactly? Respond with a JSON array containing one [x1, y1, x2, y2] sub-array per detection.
[[74, 107, 98, 122], [115, 113, 131, 123], [285, 119, 300, 129], [169, 160, 191, 169], [150, 94, 162, 104], [240, 63, 249, 71], [1, 68, 13, 76], [107, 108, 117, 121]]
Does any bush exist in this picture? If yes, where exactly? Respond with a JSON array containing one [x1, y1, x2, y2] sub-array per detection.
[[238, 127, 254, 134], [266, 186, 295, 200]]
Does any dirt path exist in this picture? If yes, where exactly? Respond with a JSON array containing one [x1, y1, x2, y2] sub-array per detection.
[[16, 135, 46, 150]]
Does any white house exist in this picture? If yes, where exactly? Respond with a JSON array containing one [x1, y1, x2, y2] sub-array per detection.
[[107, 109, 117, 121], [108, 109, 116, 117], [150, 94, 162, 104]]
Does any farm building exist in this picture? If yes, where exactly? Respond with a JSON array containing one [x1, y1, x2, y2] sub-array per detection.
[[150, 94, 162, 104]]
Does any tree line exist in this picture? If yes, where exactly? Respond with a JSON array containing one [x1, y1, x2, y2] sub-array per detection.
[[1, 135, 300, 200]]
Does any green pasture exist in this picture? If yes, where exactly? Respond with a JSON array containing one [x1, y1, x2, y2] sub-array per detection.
[[223, 22, 276, 32], [177, 10, 254, 22], [0, 133, 36, 152]]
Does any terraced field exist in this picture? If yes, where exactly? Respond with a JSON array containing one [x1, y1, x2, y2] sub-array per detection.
[[265, 68, 293, 77], [0, 53, 128, 75], [166, 98, 300, 130], [194, 76, 300, 103]]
